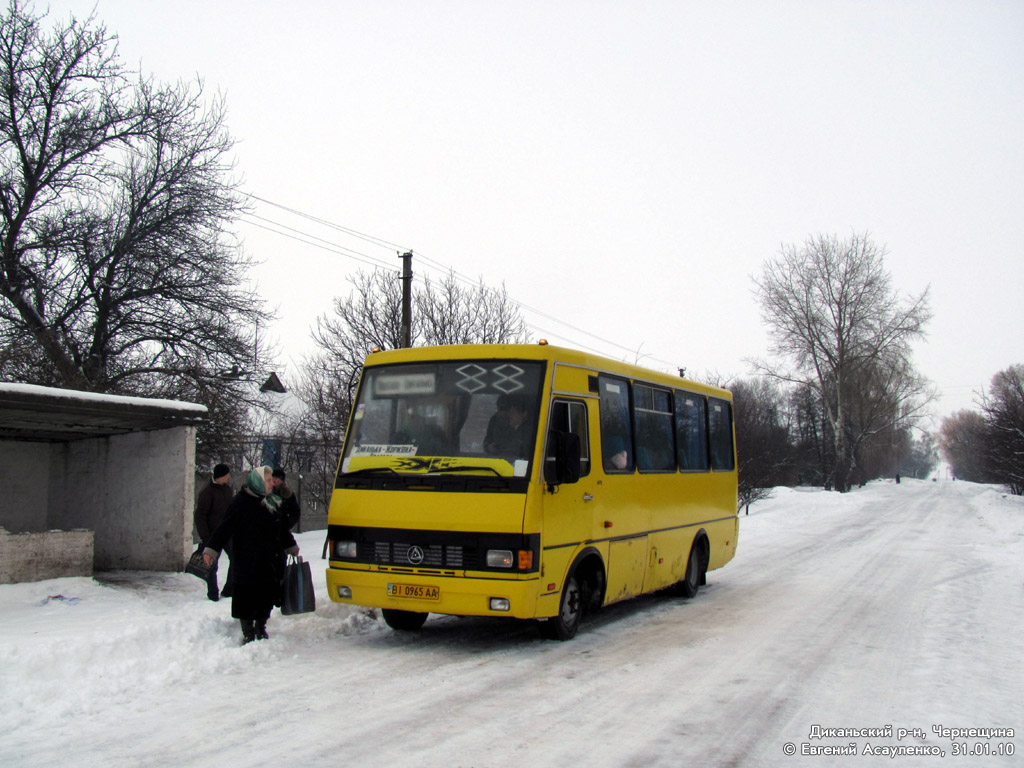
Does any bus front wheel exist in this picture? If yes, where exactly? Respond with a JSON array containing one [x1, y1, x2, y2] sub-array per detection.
[[541, 573, 582, 641], [382, 609, 428, 631]]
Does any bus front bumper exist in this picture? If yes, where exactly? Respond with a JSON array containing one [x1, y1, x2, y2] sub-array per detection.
[[326, 565, 543, 620]]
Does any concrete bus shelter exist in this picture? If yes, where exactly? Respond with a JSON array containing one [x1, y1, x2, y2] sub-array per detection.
[[0, 383, 205, 584]]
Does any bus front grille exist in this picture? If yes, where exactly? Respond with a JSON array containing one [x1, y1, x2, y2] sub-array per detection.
[[373, 541, 470, 569]]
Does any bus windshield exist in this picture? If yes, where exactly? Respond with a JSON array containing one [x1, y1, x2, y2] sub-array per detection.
[[340, 360, 546, 478]]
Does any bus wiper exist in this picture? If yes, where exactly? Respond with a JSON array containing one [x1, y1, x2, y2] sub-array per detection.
[[427, 465, 503, 477], [342, 466, 400, 477]]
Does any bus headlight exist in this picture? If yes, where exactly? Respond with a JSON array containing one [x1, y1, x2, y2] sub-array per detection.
[[333, 541, 357, 558], [489, 597, 511, 611], [336, 586, 352, 599], [486, 549, 513, 568]]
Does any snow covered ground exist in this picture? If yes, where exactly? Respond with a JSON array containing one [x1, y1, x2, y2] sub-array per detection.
[[1, 478, 1021, 767]]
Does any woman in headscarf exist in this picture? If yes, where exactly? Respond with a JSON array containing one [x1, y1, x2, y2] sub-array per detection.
[[203, 466, 299, 643]]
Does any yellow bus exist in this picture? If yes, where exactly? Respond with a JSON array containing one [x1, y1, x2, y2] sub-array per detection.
[[325, 342, 738, 640]]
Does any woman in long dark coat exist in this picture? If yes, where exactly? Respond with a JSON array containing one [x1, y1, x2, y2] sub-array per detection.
[[203, 466, 298, 644]]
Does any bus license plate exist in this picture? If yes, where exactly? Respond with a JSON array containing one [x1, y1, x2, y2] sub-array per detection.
[[387, 583, 440, 601]]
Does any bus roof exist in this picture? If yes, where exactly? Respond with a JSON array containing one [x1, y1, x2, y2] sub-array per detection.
[[360, 343, 732, 399]]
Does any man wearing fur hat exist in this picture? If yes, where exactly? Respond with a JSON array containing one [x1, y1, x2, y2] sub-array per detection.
[[270, 467, 301, 531], [194, 463, 233, 601]]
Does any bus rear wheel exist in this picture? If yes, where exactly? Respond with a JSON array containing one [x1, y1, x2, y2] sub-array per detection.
[[676, 543, 703, 599], [382, 609, 428, 631], [541, 573, 583, 641]]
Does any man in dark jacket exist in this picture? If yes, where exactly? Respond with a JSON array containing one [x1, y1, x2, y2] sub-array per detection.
[[203, 467, 299, 644], [194, 463, 233, 601], [271, 467, 301, 531]]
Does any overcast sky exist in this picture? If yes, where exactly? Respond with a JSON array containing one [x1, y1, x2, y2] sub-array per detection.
[[42, 0, 1024, 423]]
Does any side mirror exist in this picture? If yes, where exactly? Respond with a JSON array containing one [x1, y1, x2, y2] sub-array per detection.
[[544, 430, 581, 486]]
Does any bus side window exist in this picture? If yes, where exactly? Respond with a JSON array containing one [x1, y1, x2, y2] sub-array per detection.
[[709, 397, 735, 471], [546, 399, 590, 480], [675, 391, 709, 471], [634, 384, 675, 472], [599, 376, 634, 473]]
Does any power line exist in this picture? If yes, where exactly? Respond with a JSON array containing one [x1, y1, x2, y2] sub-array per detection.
[[244, 193, 409, 253], [55, 143, 654, 361], [239, 216, 396, 272], [400, 248, 679, 367], [237, 192, 685, 371]]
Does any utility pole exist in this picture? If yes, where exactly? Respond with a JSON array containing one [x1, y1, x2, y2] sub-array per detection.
[[400, 251, 413, 348]]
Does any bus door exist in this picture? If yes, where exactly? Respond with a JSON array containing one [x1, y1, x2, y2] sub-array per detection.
[[597, 374, 650, 603], [541, 398, 595, 591]]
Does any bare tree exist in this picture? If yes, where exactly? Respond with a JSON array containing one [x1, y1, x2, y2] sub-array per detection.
[[418, 273, 528, 346], [753, 233, 931, 491], [0, 1, 271, 457], [843, 355, 934, 483], [289, 361, 354, 519], [980, 365, 1024, 495], [788, 381, 831, 486], [938, 410, 992, 484], [898, 431, 938, 480], [731, 376, 795, 511]]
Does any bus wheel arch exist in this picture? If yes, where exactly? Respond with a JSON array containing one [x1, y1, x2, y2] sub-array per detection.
[[540, 548, 606, 641]]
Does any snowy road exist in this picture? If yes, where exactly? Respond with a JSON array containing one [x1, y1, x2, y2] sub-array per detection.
[[1, 479, 1021, 767]]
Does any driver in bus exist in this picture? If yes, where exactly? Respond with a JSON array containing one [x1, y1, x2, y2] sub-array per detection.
[[485, 394, 530, 456]]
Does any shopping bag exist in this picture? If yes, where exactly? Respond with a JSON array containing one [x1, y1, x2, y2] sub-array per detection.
[[185, 545, 212, 579], [281, 555, 316, 615]]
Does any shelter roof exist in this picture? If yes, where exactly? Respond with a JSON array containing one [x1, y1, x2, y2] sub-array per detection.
[[0, 383, 206, 442]]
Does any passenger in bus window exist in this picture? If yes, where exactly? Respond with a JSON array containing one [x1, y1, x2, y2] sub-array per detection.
[[601, 413, 632, 471], [600, 401, 632, 470], [604, 435, 629, 470]]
